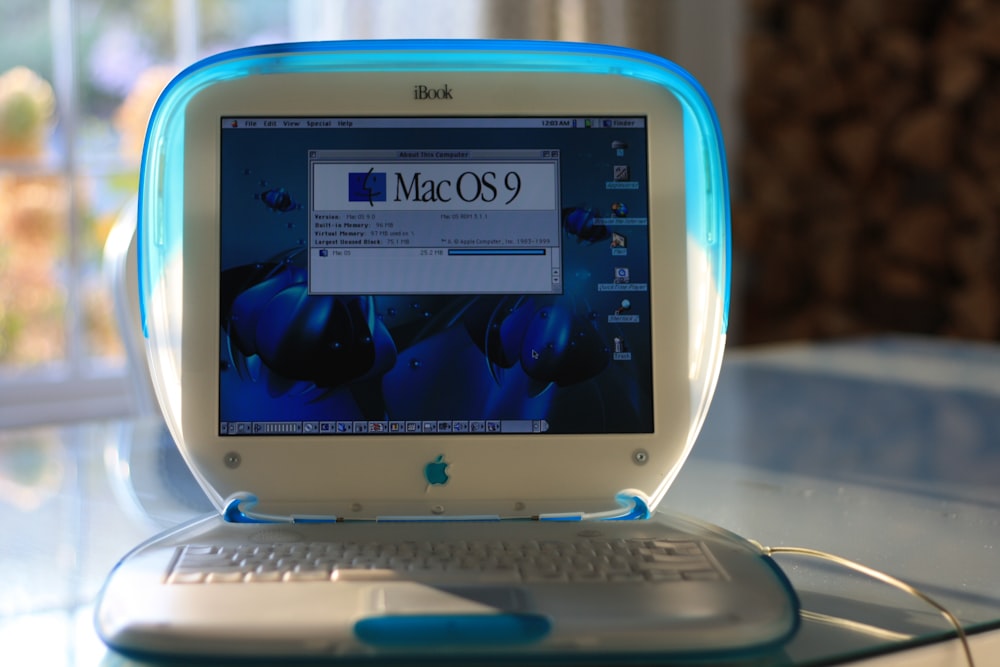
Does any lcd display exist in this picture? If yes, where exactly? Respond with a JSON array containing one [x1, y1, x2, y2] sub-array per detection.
[[218, 117, 655, 436]]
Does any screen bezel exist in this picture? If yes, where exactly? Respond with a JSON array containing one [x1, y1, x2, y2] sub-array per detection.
[[177, 69, 690, 519]]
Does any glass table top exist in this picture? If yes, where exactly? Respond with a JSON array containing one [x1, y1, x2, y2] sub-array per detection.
[[1, 336, 997, 665]]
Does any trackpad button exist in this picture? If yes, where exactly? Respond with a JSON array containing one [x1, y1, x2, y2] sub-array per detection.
[[357, 588, 548, 647]]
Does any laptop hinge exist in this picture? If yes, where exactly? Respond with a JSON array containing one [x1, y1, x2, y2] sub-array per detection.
[[223, 493, 340, 524], [537, 490, 651, 522], [222, 489, 651, 524]]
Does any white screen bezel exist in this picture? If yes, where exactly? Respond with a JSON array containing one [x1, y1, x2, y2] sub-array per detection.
[[177, 70, 689, 519]]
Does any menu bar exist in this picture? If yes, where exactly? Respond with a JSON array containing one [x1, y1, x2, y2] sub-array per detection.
[[222, 117, 646, 130]]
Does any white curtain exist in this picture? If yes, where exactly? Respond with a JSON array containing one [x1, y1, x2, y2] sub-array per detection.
[[290, 0, 671, 52], [482, 0, 673, 55], [290, 0, 487, 41]]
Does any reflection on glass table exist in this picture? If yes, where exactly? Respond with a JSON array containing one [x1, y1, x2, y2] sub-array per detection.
[[0, 336, 997, 666]]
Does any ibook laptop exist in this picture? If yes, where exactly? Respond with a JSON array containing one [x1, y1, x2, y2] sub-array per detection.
[[96, 40, 798, 661]]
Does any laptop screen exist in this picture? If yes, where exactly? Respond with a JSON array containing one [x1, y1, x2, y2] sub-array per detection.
[[218, 116, 654, 437]]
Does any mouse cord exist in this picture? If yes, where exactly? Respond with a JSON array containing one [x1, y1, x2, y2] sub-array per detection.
[[751, 542, 975, 667]]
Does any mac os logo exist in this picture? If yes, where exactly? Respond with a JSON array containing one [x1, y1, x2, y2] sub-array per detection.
[[348, 168, 386, 206]]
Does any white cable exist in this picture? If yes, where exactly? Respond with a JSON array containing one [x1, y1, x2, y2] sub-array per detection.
[[754, 542, 975, 667]]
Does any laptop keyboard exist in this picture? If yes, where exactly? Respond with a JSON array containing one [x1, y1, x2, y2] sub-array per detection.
[[167, 537, 725, 584]]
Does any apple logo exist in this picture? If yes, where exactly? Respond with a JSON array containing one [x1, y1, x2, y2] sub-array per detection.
[[424, 454, 450, 487]]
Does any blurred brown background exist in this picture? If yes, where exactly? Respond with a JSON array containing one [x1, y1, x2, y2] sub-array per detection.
[[732, 0, 1000, 343]]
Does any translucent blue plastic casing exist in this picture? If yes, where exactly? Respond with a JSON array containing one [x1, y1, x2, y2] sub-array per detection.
[[138, 40, 730, 518]]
